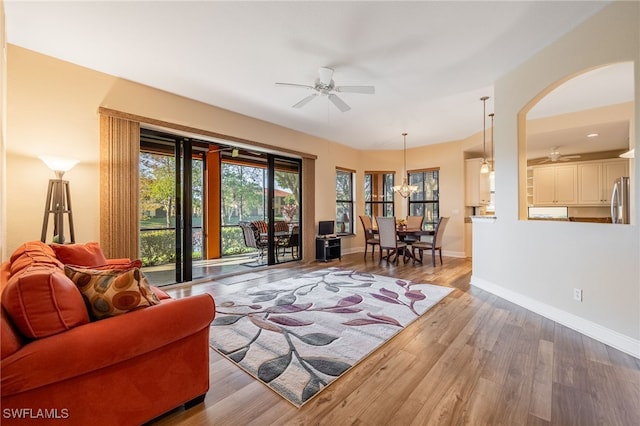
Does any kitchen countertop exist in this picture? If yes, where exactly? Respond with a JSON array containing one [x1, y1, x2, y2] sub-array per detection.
[[469, 215, 497, 223]]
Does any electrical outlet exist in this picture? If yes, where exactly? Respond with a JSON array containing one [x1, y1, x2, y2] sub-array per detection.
[[573, 288, 583, 302]]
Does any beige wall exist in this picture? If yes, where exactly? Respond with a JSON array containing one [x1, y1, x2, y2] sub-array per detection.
[[4, 44, 472, 260], [473, 1, 640, 355], [0, 1, 6, 260]]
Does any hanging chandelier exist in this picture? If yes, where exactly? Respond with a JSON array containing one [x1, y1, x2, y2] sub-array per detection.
[[480, 96, 490, 174], [392, 132, 419, 198]]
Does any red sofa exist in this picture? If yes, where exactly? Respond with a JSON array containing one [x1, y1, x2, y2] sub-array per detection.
[[1, 241, 215, 425]]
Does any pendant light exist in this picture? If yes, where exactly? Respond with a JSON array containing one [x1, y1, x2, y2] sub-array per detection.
[[392, 132, 419, 198], [480, 96, 490, 174], [489, 112, 495, 174]]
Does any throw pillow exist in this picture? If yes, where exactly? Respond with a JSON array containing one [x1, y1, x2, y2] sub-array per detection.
[[91, 259, 143, 270], [64, 265, 160, 320], [51, 242, 108, 267]]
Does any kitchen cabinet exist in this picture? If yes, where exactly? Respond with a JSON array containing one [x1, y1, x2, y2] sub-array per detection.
[[465, 158, 490, 206], [578, 159, 629, 205], [532, 164, 577, 205]]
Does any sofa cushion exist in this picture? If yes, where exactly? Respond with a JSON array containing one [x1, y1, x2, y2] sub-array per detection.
[[10, 240, 57, 263], [51, 242, 108, 267], [64, 266, 161, 320], [9, 241, 63, 276], [1, 266, 90, 339]]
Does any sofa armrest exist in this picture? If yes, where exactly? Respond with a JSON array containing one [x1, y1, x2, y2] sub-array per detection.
[[1, 293, 215, 396]]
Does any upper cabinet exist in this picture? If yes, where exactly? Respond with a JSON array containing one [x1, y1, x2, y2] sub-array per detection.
[[531, 158, 629, 206], [577, 158, 629, 205], [532, 163, 577, 205], [465, 158, 491, 206]]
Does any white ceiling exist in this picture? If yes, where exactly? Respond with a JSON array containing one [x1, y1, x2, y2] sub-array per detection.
[[5, 0, 631, 153]]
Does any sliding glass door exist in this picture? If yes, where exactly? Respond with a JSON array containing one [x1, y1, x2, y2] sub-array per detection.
[[220, 153, 301, 266], [139, 130, 207, 285], [140, 128, 302, 285]]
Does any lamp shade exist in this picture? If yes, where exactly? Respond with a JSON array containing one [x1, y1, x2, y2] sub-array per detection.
[[39, 156, 79, 173]]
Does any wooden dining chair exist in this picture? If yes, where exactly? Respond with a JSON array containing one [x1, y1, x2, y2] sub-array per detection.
[[411, 216, 449, 266], [404, 215, 424, 244], [359, 215, 380, 259], [376, 216, 408, 264]]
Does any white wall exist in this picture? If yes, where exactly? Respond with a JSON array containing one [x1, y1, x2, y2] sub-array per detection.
[[472, 1, 640, 357]]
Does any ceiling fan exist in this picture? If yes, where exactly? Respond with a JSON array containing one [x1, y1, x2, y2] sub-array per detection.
[[275, 67, 375, 112], [537, 147, 582, 164]]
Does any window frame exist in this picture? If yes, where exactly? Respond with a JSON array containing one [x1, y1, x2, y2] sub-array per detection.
[[336, 168, 355, 236], [364, 171, 395, 221], [407, 168, 440, 230]]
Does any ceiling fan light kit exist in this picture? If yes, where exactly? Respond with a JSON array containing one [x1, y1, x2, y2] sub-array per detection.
[[537, 146, 581, 164], [276, 67, 375, 112]]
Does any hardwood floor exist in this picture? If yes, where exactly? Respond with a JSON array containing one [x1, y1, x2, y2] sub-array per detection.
[[151, 253, 640, 426]]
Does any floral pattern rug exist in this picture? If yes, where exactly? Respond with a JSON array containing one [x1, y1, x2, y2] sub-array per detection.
[[209, 267, 453, 407]]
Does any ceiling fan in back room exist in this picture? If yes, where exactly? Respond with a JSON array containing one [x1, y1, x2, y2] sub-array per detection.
[[536, 147, 582, 164], [276, 67, 375, 112]]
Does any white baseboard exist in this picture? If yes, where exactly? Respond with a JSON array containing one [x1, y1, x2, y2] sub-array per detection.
[[471, 275, 640, 359]]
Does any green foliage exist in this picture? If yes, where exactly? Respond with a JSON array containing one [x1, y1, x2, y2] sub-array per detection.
[[140, 230, 176, 266], [221, 163, 265, 225], [222, 226, 256, 255]]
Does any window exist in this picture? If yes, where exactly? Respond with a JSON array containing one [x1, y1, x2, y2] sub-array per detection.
[[336, 168, 354, 235], [364, 172, 395, 219], [408, 169, 440, 230]]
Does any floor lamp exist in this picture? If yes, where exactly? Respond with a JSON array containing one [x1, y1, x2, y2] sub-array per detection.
[[40, 156, 78, 244]]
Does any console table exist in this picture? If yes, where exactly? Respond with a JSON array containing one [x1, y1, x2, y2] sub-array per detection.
[[315, 237, 341, 262]]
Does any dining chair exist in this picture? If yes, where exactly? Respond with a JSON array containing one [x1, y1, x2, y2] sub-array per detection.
[[274, 221, 289, 233], [403, 215, 425, 244], [277, 224, 299, 259], [239, 221, 268, 262], [359, 215, 380, 259], [376, 216, 408, 264], [411, 216, 450, 266]]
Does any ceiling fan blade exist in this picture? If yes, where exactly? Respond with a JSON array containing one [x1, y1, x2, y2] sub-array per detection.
[[564, 155, 582, 159], [328, 94, 351, 112], [292, 93, 317, 109], [275, 82, 315, 90], [318, 67, 334, 86], [335, 85, 375, 94]]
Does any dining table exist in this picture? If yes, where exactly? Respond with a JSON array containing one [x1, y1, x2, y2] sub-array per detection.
[[371, 227, 435, 262]]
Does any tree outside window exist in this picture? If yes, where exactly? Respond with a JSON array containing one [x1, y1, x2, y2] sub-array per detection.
[[336, 169, 354, 235], [365, 172, 394, 220]]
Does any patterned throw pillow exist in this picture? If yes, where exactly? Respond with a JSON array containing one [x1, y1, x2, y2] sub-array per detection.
[[64, 265, 161, 320]]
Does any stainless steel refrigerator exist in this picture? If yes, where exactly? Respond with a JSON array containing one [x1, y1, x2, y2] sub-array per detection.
[[611, 176, 630, 224]]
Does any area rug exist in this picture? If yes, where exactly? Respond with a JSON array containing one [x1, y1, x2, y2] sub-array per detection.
[[209, 267, 453, 407]]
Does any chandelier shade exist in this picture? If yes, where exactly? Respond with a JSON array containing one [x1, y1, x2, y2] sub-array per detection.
[[392, 132, 419, 198]]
